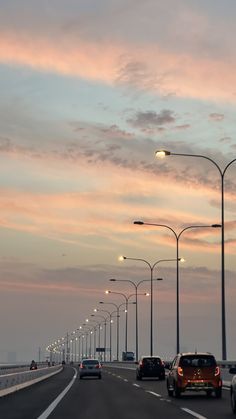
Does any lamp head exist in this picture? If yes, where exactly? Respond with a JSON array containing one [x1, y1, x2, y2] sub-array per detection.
[[99, 301, 104, 304], [105, 290, 110, 294], [118, 255, 126, 261], [145, 292, 150, 296], [109, 278, 116, 282], [94, 308, 97, 312], [133, 220, 144, 225], [155, 150, 171, 158], [211, 224, 221, 228]]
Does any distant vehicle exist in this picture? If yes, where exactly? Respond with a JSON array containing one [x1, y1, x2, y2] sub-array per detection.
[[122, 351, 135, 361], [166, 352, 222, 398], [229, 366, 236, 413], [30, 360, 38, 370], [136, 356, 165, 380], [62, 360, 66, 365], [79, 359, 102, 379]]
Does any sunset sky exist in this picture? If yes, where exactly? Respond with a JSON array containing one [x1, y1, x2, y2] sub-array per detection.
[[0, 0, 235, 362]]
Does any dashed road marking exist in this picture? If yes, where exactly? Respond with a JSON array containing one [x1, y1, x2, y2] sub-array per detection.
[[133, 383, 140, 388], [181, 407, 207, 419], [146, 391, 161, 397]]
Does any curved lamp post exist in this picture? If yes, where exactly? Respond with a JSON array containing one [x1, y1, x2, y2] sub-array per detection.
[[94, 308, 118, 362], [109, 278, 149, 361], [91, 313, 108, 361], [120, 255, 182, 356], [134, 220, 221, 354], [155, 149, 235, 360]]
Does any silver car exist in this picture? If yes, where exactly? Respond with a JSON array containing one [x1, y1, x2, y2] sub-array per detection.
[[79, 359, 102, 379]]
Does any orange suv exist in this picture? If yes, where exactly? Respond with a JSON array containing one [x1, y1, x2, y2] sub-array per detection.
[[166, 352, 222, 398]]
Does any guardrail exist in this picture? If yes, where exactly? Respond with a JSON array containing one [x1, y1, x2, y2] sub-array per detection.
[[0, 365, 63, 397]]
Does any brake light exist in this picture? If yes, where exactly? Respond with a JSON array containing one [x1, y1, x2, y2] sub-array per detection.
[[214, 366, 220, 376], [95, 364, 101, 369], [139, 361, 143, 367], [80, 364, 83, 369], [177, 367, 183, 376]]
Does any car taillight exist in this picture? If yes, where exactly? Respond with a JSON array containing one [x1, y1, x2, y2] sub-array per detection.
[[214, 366, 220, 376], [80, 364, 83, 368], [177, 367, 183, 376], [139, 362, 143, 367], [95, 364, 101, 369], [161, 360, 165, 366]]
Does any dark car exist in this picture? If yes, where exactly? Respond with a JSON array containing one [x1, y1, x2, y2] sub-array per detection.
[[229, 366, 236, 414], [79, 359, 102, 379], [166, 352, 222, 398], [136, 356, 165, 380]]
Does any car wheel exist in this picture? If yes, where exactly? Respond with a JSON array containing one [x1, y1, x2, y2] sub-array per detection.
[[173, 383, 181, 398], [80, 376, 83, 380], [231, 389, 236, 413], [167, 380, 174, 397], [98, 375, 102, 379], [215, 388, 222, 399], [206, 390, 212, 397]]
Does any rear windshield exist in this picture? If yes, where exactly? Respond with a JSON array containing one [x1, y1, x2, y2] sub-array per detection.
[[142, 357, 162, 366], [179, 355, 216, 368], [82, 360, 99, 365]]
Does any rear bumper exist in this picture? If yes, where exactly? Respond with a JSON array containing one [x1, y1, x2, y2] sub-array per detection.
[[179, 380, 222, 392]]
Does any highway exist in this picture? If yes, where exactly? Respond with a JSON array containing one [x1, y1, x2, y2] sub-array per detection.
[[0, 365, 233, 419]]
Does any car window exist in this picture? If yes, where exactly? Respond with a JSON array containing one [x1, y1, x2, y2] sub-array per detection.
[[82, 360, 99, 365], [179, 355, 216, 367], [142, 357, 162, 366]]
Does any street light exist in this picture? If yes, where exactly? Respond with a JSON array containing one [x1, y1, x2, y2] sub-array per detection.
[[155, 149, 235, 360], [105, 290, 131, 355], [133, 221, 221, 354], [109, 278, 150, 361], [120, 255, 182, 356], [99, 301, 133, 361], [91, 313, 108, 362], [94, 308, 116, 362]]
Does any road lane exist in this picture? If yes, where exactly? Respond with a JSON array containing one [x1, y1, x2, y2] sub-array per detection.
[[48, 367, 191, 419], [106, 366, 233, 419], [0, 365, 233, 419], [0, 366, 74, 419]]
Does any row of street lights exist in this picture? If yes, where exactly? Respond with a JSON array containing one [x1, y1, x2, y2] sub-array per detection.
[[155, 150, 235, 360]]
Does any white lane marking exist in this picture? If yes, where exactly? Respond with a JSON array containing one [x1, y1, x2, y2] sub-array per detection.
[[146, 391, 161, 397], [123, 379, 128, 382], [133, 383, 140, 387], [223, 386, 230, 391], [37, 368, 77, 419], [181, 407, 207, 419]]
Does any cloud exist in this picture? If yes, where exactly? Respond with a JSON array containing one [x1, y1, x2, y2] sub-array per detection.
[[127, 110, 176, 129], [209, 113, 225, 121], [1, 27, 236, 102]]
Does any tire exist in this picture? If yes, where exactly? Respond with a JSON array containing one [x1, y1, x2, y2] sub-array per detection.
[[80, 375, 83, 380], [98, 375, 102, 379], [206, 390, 212, 397], [215, 388, 222, 399], [167, 380, 174, 397], [231, 389, 236, 413], [173, 383, 181, 398]]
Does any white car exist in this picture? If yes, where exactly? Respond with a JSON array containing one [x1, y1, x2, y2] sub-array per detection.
[[79, 359, 102, 379]]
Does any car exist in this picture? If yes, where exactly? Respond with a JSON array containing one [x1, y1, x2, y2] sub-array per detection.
[[136, 356, 165, 380], [229, 366, 236, 413], [166, 352, 222, 398], [79, 359, 102, 379], [122, 351, 135, 361]]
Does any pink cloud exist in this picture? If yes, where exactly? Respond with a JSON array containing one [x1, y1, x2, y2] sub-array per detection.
[[0, 30, 236, 101]]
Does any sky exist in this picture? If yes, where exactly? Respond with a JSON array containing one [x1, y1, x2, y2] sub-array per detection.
[[0, 0, 236, 362]]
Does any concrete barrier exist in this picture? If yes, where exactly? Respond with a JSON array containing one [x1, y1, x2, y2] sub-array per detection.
[[0, 365, 63, 397]]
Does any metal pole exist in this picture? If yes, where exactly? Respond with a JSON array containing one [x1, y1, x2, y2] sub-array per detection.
[[135, 286, 138, 361], [150, 267, 153, 356]]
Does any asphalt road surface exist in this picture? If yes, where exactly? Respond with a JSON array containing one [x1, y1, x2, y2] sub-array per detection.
[[0, 365, 233, 419]]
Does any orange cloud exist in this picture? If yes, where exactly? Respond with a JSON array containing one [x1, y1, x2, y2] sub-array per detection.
[[0, 30, 236, 101]]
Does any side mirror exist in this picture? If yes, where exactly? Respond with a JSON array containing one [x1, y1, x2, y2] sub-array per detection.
[[229, 367, 236, 374]]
